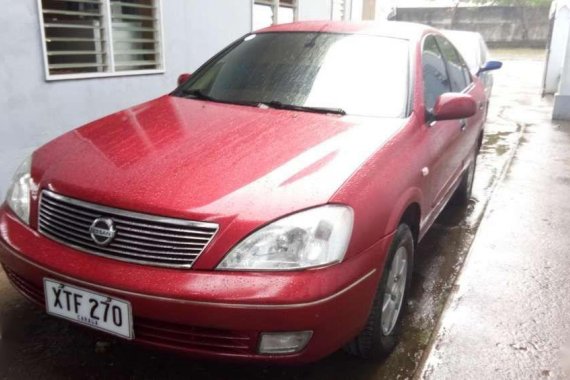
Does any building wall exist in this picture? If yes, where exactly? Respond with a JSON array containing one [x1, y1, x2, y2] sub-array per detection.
[[544, 5, 570, 94], [0, 0, 332, 195], [394, 6, 551, 48], [299, 0, 333, 19]]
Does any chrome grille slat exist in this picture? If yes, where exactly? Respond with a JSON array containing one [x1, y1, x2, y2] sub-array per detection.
[[116, 230, 210, 245], [40, 220, 101, 244], [43, 191, 216, 228], [41, 206, 92, 227], [113, 236, 205, 250], [112, 219, 216, 235], [40, 219, 202, 257], [114, 224, 212, 241], [42, 197, 100, 218], [38, 190, 218, 268], [39, 214, 89, 235], [41, 213, 204, 252], [45, 196, 215, 236], [39, 221, 201, 263], [44, 201, 211, 243], [109, 241, 202, 255]]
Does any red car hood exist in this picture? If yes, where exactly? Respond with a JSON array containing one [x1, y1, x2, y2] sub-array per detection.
[[33, 95, 405, 226]]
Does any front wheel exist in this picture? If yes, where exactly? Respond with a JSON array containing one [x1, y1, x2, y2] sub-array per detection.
[[344, 224, 414, 359], [454, 150, 477, 205]]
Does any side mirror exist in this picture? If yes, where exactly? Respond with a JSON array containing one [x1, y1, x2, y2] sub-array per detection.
[[177, 73, 192, 86], [432, 93, 477, 121], [477, 60, 502, 75]]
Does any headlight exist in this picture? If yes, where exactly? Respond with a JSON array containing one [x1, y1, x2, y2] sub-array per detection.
[[5, 156, 32, 225], [217, 205, 353, 271]]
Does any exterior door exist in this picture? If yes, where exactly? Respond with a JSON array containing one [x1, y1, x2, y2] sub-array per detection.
[[436, 35, 485, 175], [422, 35, 464, 211]]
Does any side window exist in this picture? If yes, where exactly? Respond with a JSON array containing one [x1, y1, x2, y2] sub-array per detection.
[[436, 36, 471, 92], [422, 36, 450, 111], [462, 65, 472, 87]]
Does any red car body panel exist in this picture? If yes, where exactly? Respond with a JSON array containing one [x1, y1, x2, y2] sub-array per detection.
[[0, 21, 487, 363], [0, 208, 391, 363], [31, 96, 407, 268]]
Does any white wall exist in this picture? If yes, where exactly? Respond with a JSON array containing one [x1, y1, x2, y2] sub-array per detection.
[[0, 0, 333, 195], [298, 0, 333, 20], [351, 0, 363, 21], [0, 0, 252, 195], [552, 12, 570, 119], [544, 4, 570, 94]]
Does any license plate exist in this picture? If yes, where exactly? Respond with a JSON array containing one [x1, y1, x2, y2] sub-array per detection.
[[44, 279, 134, 340]]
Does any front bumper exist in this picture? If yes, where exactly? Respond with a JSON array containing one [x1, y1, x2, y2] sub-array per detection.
[[0, 206, 393, 363]]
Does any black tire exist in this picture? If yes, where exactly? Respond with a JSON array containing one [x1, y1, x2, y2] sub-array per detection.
[[454, 149, 477, 205], [344, 224, 414, 359]]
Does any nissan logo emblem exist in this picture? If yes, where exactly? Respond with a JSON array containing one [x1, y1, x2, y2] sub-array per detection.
[[89, 218, 116, 246]]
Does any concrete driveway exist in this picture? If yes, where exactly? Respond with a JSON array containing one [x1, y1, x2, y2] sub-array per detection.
[[0, 49, 546, 379], [421, 52, 570, 379]]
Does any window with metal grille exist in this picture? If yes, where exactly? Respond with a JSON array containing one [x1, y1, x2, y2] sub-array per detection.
[[38, 0, 164, 80], [332, 0, 349, 20], [252, 0, 298, 31]]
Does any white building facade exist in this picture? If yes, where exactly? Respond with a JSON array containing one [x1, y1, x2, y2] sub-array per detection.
[[544, 0, 570, 120], [0, 0, 354, 195], [544, 0, 570, 95]]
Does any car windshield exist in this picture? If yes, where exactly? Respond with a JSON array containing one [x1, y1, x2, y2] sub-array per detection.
[[176, 32, 410, 118], [444, 32, 482, 73]]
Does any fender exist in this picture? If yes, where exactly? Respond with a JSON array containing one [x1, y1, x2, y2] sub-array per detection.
[[383, 186, 424, 239]]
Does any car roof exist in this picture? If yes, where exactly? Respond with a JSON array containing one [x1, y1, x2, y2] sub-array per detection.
[[441, 29, 488, 71], [256, 21, 434, 42], [442, 29, 484, 39], [442, 29, 485, 45]]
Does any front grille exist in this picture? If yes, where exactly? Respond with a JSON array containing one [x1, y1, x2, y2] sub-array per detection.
[[136, 318, 257, 355], [3, 265, 44, 305], [38, 190, 218, 268]]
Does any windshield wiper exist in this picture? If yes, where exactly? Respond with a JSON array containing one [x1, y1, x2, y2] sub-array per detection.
[[181, 89, 261, 108], [180, 92, 346, 115], [262, 101, 346, 115], [181, 88, 218, 102]]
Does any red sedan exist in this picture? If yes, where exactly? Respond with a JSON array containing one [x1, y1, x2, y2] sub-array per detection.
[[0, 21, 499, 363]]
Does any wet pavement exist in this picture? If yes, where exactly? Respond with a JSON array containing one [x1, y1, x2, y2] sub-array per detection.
[[420, 56, 570, 378], [0, 50, 545, 379]]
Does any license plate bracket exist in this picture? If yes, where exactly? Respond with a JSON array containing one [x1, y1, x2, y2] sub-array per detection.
[[44, 278, 134, 340]]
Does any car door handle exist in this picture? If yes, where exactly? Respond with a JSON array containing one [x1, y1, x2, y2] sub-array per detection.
[[459, 119, 467, 131]]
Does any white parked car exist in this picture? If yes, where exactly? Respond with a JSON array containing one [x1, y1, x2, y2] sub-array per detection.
[[443, 30, 502, 113]]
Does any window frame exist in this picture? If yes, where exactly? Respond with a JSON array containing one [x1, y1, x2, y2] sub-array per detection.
[[331, 0, 350, 21], [251, 0, 298, 31], [37, 0, 166, 81], [434, 35, 473, 93], [421, 34, 452, 112]]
